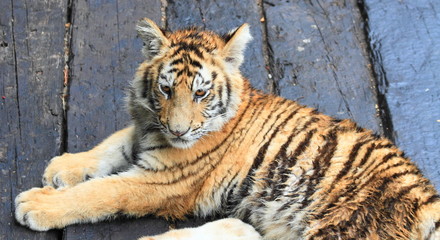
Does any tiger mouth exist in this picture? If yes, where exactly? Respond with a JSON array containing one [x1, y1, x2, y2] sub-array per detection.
[[170, 137, 189, 143]]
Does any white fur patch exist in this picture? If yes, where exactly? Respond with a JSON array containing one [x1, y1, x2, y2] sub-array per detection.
[[141, 218, 262, 240]]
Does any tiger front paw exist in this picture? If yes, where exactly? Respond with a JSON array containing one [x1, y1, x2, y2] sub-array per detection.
[[15, 186, 70, 231], [43, 153, 98, 188]]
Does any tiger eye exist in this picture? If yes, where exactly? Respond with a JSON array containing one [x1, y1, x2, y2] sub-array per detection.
[[195, 89, 206, 97], [161, 85, 171, 94]]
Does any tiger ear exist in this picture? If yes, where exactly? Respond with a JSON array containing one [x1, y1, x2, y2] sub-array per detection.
[[221, 24, 253, 71], [137, 18, 169, 61]]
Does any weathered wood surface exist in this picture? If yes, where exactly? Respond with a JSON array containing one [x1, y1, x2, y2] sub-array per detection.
[[264, 0, 382, 133], [1, 0, 439, 239], [0, 0, 67, 239], [361, 0, 440, 189]]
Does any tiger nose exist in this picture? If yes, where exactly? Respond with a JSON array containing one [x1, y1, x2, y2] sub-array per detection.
[[169, 128, 189, 137]]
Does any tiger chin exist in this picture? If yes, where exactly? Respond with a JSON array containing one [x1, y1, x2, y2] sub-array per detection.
[[15, 18, 440, 240]]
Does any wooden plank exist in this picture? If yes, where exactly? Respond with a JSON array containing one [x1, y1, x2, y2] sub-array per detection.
[[361, 0, 440, 189], [166, 0, 271, 92], [0, 0, 67, 239], [64, 0, 168, 239], [264, 0, 382, 133], [64, 217, 169, 239]]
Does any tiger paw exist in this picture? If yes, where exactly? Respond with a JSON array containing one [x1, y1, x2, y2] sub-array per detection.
[[43, 153, 98, 188], [15, 186, 70, 231]]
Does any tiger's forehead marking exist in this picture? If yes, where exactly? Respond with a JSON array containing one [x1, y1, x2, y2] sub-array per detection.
[[166, 28, 226, 54], [159, 56, 214, 91]]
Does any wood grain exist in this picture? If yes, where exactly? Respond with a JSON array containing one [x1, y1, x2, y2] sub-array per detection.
[[361, 0, 440, 189], [0, 0, 67, 239], [264, 0, 382, 133]]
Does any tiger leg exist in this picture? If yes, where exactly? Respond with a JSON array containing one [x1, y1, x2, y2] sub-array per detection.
[[15, 168, 185, 231], [139, 218, 262, 240], [43, 126, 135, 188]]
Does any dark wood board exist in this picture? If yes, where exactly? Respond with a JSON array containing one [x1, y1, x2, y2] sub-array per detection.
[[64, 0, 170, 239], [64, 217, 170, 240], [264, 0, 382, 133], [361, 0, 440, 189], [166, 0, 271, 92], [0, 0, 67, 239]]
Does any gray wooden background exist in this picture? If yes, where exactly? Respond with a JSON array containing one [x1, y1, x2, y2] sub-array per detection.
[[1, 0, 439, 239]]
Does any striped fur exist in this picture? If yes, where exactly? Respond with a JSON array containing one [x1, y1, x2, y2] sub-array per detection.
[[15, 19, 440, 240]]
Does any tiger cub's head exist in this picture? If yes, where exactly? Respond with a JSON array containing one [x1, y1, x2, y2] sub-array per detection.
[[129, 18, 252, 148]]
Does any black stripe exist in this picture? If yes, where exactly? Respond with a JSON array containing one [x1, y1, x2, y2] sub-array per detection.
[[326, 139, 375, 196], [356, 142, 379, 167], [239, 107, 300, 199], [121, 146, 132, 163], [253, 106, 300, 170], [234, 97, 273, 151], [269, 128, 318, 201], [420, 194, 440, 207], [356, 151, 400, 183], [219, 170, 241, 213], [141, 66, 151, 98], [253, 110, 314, 198], [336, 139, 374, 180], [159, 74, 167, 80], [141, 145, 169, 151], [211, 168, 234, 200], [296, 133, 342, 238], [270, 117, 319, 176], [258, 99, 290, 143], [224, 182, 238, 214], [189, 59, 202, 69], [373, 169, 421, 202], [131, 140, 140, 162], [225, 76, 232, 107], [176, 68, 187, 78], [376, 143, 394, 149], [217, 83, 224, 108], [222, 27, 239, 42], [211, 71, 218, 81], [263, 116, 319, 190], [299, 128, 339, 211], [167, 68, 178, 73], [171, 42, 205, 59], [170, 58, 183, 66]]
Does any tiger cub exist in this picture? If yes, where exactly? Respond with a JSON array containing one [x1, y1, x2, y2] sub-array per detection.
[[15, 18, 440, 240]]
